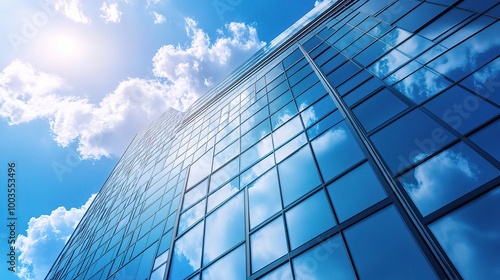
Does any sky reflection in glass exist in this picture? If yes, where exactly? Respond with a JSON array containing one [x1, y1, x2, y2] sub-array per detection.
[[250, 217, 288, 273], [202, 245, 246, 280], [169, 222, 203, 280], [248, 168, 282, 229]]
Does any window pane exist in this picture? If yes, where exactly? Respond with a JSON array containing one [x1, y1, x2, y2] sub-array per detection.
[[169, 222, 204, 280], [272, 116, 303, 148], [368, 49, 410, 79], [183, 179, 208, 211], [241, 119, 271, 151], [430, 187, 500, 280], [202, 245, 246, 280], [248, 168, 282, 229], [187, 149, 213, 189], [204, 192, 245, 264], [327, 162, 387, 222], [285, 190, 336, 249], [271, 101, 298, 130], [292, 234, 356, 280], [278, 145, 322, 206], [269, 90, 293, 114], [240, 154, 275, 187], [275, 133, 307, 163], [241, 135, 273, 171], [259, 262, 292, 280], [209, 158, 239, 192], [213, 140, 239, 170], [179, 199, 206, 234], [394, 67, 451, 104], [399, 142, 499, 216], [353, 88, 408, 132], [424, 86, 498, 134], [295, 82, 327, 112], [250, 217, 288, 273], [207, 177, 239, 213], [300, 95, 337, 128], [469, 119, 500, 161], [311, 121, 365, 182], [306, 110, 344, 141], [370, 109, 455, 173], [345, 206, 437, 279]]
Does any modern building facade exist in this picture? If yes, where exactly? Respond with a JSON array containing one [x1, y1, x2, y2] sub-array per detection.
[[46, 0, 500, 279]]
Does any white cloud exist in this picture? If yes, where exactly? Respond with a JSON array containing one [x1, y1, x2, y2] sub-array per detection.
[[153, 11, 166, 24], [0, 18, 264, 159], [16, 194, 96, 280], [46, 0, 91, 23], [100, 2, 122, 23]]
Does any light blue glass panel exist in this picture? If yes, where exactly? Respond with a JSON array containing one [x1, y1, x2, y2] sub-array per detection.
[[179, 199, 206, 234], [202, 245, 246, 280], [269, 90, 293, 114], [272, 116, 303, 148], [241, 119, 271, 151], [278, 145, 322, 206], [395, 67, 451, 104], [169, 222, 204, 280], [209, 157, 239, 192], [424, 86, 498, 134], [187, 149, 213, 189], [285, 190, 336, 249], [430, 187, 500, 280], [207, 177, 239, 213], [397, 34, 433, 58], [275, 133, 307, 163], [300, 95, 337, 128], [292, 234, 356, 280], [469, 119, 500, 161], [307, 110, 344, 141], [259, 262, 292, 280], [250, 217, 288, 273], [400, 142, 499, 216], [240, 154, 275, 187], [241, 135, 273, 171], [271, 101, 298, 130], [183, 179, 208, 211], [203, 192, 245, 264], [213, 140, 239, 170], [295, 82, 327, 112], [328, 162, 387, 222], [345, 206, 437, 279], [150, 264, 166, 280], [241, 107, 270, 135], [248, 168, 282, 229], [311, 121, 365, 182]]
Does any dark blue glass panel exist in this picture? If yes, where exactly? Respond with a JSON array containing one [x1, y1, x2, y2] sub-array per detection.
[[307, 110, 344, 140], [353, 88, 408, 132], [469, 119, 500, 161], [302, 35, 322, 52], [460, 57, 500, 106], [203, 192, 245, 264], [295, 82, 328, 111], [288, 64, 314, 87], [345, 206, 437, 279], [202, 245, 245, 280], [301, 95, 337, 128], [430, 187, 500, 280], [310, 42, 330, 59], [250, 217, 288, 273], [334, 28, 363, 50], [424, 86, 498, 134], [271, 101, 298, 130], [326, 61, 361, 87], [286, 58, 308, 78], [343, 34, 376, 57], [368, 21, 391, 38], [169, 222, 203, 280], [380, 28, 411, 47], [396, 3, 446, 32], [369, 49, 410, 79], [314, 46, 338, 67], [359, 0, 393, 15], [419, 8, 471, 41], [278, 145, 322, 206], [344, 77, 384, 106], [285, 190, 336, 249], [291, 72, 321, 97], [328, 162, 387, 222], [397, 35, 434, 58], [377, 1, 419, 24], [283, 48, 303, 69], [371, 109, 455, 173], [248, 168, 282, 229], [395, 67, 451, 104], [336, 70, 371, 96], [357, 16, 378, 32], [311, 121, 365, 181], [320, 53, 347, 75], [384, 61, 421, 85], [293, 234, 356, 280], [400, 142, 500, 216]]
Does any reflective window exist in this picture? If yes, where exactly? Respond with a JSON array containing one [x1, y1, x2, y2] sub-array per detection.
[[207, 177, 239, 213], [278, 145, 322, 206], [179, 199, 206, 234], [202, 245, 246, 280], [396, 3, 446, 32], [267, 80, 289, 102], [326, 61, 361, 87], [240, 154, 275, 187], [241, 107, 270, 135], [469, 119, 500, 161], [183, 179, 208, 211], [213, 140, 239, 170], [283, 48, 302, 69], [241, 119, 271, 151], [150, 264, 166, 280], [259, 262, 292, 280], [269, 90, 293, 114], [272, 115, 303, 148], [203, 192, 245, 264], [353, 40, 388, 66], [336, 70, 371, 96], [307, 110, 344, 140], [295, 82, 327, 111], [320, 53, 347, 75], [424, 86, 498, 134], [169, 222, 204, 280], [430, 187, 500, 280], [248, 168, 282, 229], [292, 234, 356, 280], [371, 109, 455, 173], [343, 77, 383, 107], [288, 64, 314, 87], [241, 135, 273, 171], [328, 162, 387, 222], [250, 217, 288, 273], [380, 27, 411, 47], [275, 133, 307, 163], [419, 8, 471, 41], [343, 34, 376, 57], [209, 158, 239, 192], [271, 101, 298, 130], [399, 142, 499, 216], [301, 95, 337, 128], [291, 72, 320, 96], [353, 88, 408, 132], [187, 149, 213, 189], [285, 190, 336, 249], [394, 67, 451, 104], [312, 121, 365, 182], [345, 206, 437, 279], [397, 34, 433, 58], [369, 49, 410, 79], [460, 57, 500, 106]]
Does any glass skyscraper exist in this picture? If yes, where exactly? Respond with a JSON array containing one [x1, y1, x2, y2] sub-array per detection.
[[46, 0, 500, 279]]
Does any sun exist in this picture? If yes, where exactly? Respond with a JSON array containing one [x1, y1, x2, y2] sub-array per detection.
[[52, 33, 84, 59]]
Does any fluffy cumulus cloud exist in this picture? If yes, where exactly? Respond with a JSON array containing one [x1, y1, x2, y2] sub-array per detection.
[[46, 0, 91, 23], [153, 11, 166, 24], [0, 18, 264, 159], [16, 194, 96, 280], [100, 2, 122, 23]]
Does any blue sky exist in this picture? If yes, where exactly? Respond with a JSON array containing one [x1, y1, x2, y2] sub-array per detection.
[[0, 0, 325, 279]]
